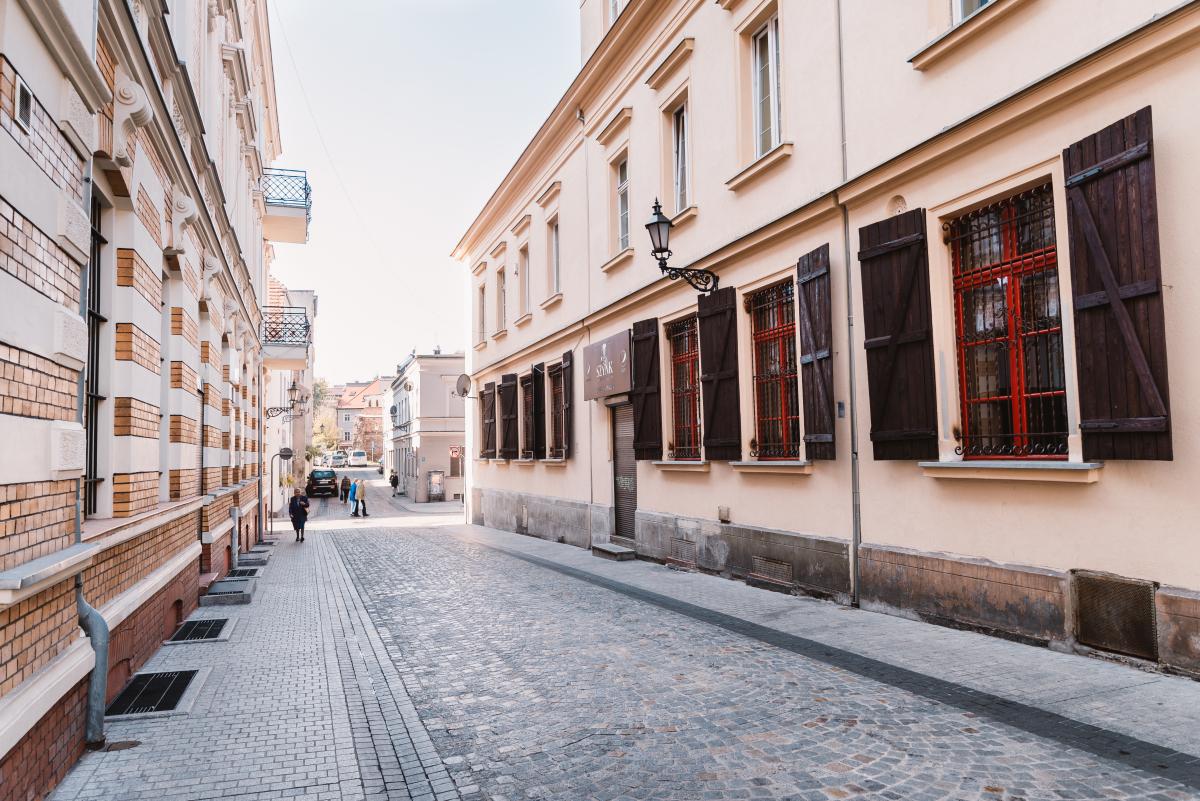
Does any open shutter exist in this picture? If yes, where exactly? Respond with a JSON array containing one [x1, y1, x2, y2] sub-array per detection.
[[796, 244, 835, 460], [698, 286, 742, 461], [857, 209, 937, 460], [631, 319, 663, 460], [532, 363, 546, 459], [498, 373, 518, 459], [481, 382, 496, 458], [561, 350, 574, 458], [1063, 106, 1172, 460]]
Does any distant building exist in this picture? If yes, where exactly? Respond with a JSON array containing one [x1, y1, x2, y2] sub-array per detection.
[[336, 377, 391, 455], [389, 351, 466, 502]]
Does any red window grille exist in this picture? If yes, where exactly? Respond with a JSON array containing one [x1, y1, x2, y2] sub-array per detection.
[[948, 183, 1067, 459], [748, 280, 801, 459], [520, 375, 535, 459], [548, 364, 565, 458], [667, 316, 702, 460]]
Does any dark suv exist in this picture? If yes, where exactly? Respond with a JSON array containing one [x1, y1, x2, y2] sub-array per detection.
[[305, 469, 338, 497]]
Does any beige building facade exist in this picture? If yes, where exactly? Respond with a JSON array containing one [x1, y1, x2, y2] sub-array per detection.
[[454, 0, 1200, 677], [388, 350, 466, 502]]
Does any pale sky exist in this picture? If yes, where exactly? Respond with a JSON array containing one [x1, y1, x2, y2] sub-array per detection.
[[266, 0, 580, 385]]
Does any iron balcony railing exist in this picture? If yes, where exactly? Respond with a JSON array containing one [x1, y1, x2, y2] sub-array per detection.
[[261, 306, 310, 347], [262, 167, 312, 225]]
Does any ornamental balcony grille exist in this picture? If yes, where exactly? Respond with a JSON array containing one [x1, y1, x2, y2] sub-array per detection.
[[262, 167, 312, 224], [261, 306, 310, 347]]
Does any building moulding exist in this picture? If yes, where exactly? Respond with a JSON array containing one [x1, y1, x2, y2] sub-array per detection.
[[0, 638, 94, 759]]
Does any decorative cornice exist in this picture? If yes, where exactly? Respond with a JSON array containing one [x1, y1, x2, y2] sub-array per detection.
[[112, 67, 153, 167], [16, 0, 112, 111], [166, 188, 198, 257], [595, 106, 633, 148], [535, 181, 562, 209], [646, 37, 694, 90], [510, 214, 532, 238]]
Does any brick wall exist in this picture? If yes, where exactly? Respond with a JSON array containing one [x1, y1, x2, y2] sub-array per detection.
[[0, 343, 78, 421], [110, 471, 158, 518], [0, 57, 85, 204], [113, 397, 160, 439], [105, 561, 196, 704], [0, 480, 75, 571], [202, 491, 234, 531], [0, 676, 86, 801], [168, 414, 198, 444], [203, 383, 221, 410], [168, 468, 199, 500], [200, 341, 221, 370], [170, 307, 199, 349], [83, 510, 196, 608], [135, 186, 161, 247], [116, 248, 160, 307], [135, 130, 170, 197], [114, 323, 160, 374], [203, 424, 222, 449], [0, 195, 81, 309], [201, 467, 221, 493], [0, 578, 78, 696], [170, 361, 198, 394], [200, 529, 231, 577]]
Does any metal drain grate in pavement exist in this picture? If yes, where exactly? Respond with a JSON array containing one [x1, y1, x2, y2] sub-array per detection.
[[169, 619, 228, 642], [227, 568, 258, 578], [106, 671, 198, 716]]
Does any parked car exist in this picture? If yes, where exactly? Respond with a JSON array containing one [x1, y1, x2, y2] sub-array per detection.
[[330, 453, 347, 468], [349, 450, 368, 467], [305, 469, 338, 497]]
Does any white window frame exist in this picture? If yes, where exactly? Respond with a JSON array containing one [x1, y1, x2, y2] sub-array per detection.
[[752, 16, 782, 159], [550, 219, 561, 295], [953, 0, 991, 23], [672, 103, 689, 213], [519, 245, 531, 315], [496, 267, 507, 330], [608, 0, 627, 26], [477, 284, 486, 342], [616, 158, 630, 252]]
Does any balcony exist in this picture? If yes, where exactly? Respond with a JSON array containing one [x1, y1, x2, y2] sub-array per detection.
[[261, 306, 310, 370], [262, 167, 311, 243]]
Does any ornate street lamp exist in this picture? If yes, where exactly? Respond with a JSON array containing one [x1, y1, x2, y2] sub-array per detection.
[[266, 380, 302, 419], [646, 199, 718, 293]]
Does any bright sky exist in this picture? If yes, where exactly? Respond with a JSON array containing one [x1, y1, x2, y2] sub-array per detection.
[[266, 0, 580, 385]]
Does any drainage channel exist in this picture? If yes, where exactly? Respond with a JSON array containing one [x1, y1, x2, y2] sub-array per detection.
[[168, 618, 228, 642], [107, 671, 198, 716]]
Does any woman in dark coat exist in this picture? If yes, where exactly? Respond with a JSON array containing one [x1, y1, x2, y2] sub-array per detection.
[[339, 475, 351, 504], [289, 488, 310, 542]]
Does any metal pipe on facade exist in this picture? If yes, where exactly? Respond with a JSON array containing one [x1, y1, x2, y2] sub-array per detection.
[[257, 363, 264, 543]]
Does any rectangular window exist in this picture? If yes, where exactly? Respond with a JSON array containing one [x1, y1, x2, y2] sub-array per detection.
[[548, 364, 565, 458], [550, 221, 561, 295], [477, 284, 486, 342], [616, 158, 630, 252], [667, 316, 702, 460], [15, 77, 32, 132], [749, 280, 801, 459], [496, 268, 507, 330], [752, 17, 781, 158], [84, 195, 107, 517], [608, 0, 626, 25], [519, 246, 530, 315], [672, 104, 689, 213], [520, 374, 535, 459], [949, 183, 1066, 459]]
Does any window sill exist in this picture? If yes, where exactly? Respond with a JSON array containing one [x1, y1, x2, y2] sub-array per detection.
[[909, 0, 1031, 71], [671, 205, 698, 230], [473, 339, 487, 351], [490, 328, 508, 342], [513, 458, 536, 466], [513, 312, 532, 328], [489, 458, 510, 465], [543, 458, 568, 467], [919, 460, 1103, 484], [726, 143, 793, 192], [730, 460, 813, 475], [540, 292, 563, 310], [652, 460, 709, 472], [600, 247, 635, 274]]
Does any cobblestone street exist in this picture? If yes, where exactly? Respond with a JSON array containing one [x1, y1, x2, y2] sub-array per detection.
[[51, 473, 1200, 801]]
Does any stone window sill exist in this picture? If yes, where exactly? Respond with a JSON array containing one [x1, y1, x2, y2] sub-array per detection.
[[600, 247, 635, 274], [671, 205, 698, 230], [918, 460, 1103, 484], [543, 458, 568, 467], [540, 292, 563, 310], [730, 460, 813, 475], [489, 458, 510, 465], [909, 0, 1031, 71], [513, 312, 533, 328], [652, 460, 709, 472], [490, 328, 508, 342], [726, 143, 793, 192], [514, 458, 536, 466], [473, 339, 487, 351]]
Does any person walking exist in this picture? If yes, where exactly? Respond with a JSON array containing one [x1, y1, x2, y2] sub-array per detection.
[[348, 479, 359, 517], [288, 488, 310, 542], [339, 475, 351, 504], [356, 479, 369, 517], [389, 470, 399, 497]]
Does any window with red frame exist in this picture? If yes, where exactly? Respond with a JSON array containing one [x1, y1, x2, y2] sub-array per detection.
[[748, 280, 801, 459], [520, 374, 535, 459], [548, 364, 565, 458], [948, 183, 1067, 459], [666, 316, 702, 460]]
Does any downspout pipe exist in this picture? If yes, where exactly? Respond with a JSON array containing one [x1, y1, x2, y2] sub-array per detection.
[[230, 506, 241, 570], [256, 363, 264, 544]]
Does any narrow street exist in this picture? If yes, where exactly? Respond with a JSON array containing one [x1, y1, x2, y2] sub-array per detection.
[[50, 469, 1200, 801]]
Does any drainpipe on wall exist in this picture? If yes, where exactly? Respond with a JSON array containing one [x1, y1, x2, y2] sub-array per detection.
[[256, 363, 264, 544]]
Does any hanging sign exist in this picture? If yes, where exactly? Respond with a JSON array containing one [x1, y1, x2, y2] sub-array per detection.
[[583, 330, 632, 400]]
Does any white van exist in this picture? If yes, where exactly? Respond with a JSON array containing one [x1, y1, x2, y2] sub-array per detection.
[[331, 452, 347, 468], [348, 450, 368, 467]]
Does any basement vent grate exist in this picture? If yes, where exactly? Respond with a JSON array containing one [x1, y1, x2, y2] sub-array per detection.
[[107, 671, 198, 716], [169, 619, 228, 642], [207, 580, 252, 596], [669, 538, 697, 566], [227, 568, 258, 578], [1074, 571, 1158, 660], [750, 555, 793, 586]]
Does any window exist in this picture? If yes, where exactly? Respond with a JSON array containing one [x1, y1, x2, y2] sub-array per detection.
[[449, 446, 463, 478], [343, 431, 350, 442], [549, 220, 561, 295], [672, 104, 689, 213], [615, 158, 630, 251], [519, 246, 530, 315], [752, 17, 781, 158], [954, 0, 991, 23], [477, 284, 486, 342], [520, 374, 535, 459], [548, 363, 565, 458], [15, 77, 32, 132], [608, 0, 627, 25], [84, 195, 107, 516], [949, 183, 1066, 459], [667, 316, 702, 460], [343, 413, 350, 423], [748, 280, 800, 459], [496, 269, 507, 330]]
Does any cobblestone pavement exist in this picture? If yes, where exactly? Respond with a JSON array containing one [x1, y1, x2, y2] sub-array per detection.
[[52, 474, 1200, 800]]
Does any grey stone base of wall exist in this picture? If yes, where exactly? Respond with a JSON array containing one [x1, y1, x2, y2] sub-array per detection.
[[1157, 586, 1200, 679], [475, 487, 612, 550]]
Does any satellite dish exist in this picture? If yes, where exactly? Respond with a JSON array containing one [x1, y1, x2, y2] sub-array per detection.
[[455, 374, 472, 397]]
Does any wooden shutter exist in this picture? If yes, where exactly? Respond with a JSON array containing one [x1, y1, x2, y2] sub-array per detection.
[[698, 286, 742, 461], [857, 208, 937, 460], [561, 350, 574, 458], [631, 319, 663, 460], [1063, 107, 1172, 460], [498, 373, 518, 459], [796, 243, 835, 460], [480, 382, 496, 458], [532, 363, 546, 459]]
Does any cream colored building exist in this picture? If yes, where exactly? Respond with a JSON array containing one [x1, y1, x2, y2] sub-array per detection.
[[454, 0, 1200, 677], [262, 277, 317, 517], [388, 350, 466, 502]]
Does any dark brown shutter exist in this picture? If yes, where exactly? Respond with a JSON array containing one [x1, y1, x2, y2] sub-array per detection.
[[698, 286, 742, 461], [1063, 106, 1172, 460], [796, 243, 835, 460], [857, 208, 937, 460], [561, 350, 574, 458], [480, 382, 496, 458], [631, 319, 663, 460], [532, 363, 546, 459], [498, 373, 518, 459]]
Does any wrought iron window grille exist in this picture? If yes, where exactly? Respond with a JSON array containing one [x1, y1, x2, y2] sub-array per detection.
[[667, 316, 702, 460], [748, 281, 802, 460]]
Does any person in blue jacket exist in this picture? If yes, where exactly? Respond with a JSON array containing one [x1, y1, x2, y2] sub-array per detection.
[[348, 479, 358, 517]]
